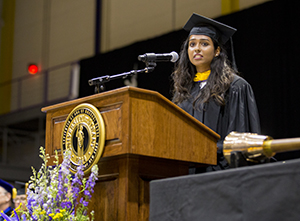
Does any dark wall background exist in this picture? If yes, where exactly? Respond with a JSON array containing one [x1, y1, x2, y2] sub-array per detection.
[[80, 1, 300, 161]]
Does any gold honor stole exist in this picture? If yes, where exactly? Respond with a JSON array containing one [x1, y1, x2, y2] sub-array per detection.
[[193, 70, 211, 82]]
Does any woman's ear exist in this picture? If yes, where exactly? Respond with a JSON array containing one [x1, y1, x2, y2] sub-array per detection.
[[215, 46, 221, 57]]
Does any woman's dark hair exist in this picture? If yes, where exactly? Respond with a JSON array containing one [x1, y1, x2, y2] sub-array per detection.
[[171, 32, 235, 108]]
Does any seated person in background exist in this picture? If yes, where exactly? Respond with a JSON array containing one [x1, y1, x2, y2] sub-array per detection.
[[172, 13, 261, 172], [0, 179, 16, 221], [14, 181, 27, 210]]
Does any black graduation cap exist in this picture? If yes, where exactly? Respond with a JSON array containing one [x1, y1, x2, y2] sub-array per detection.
[[15, 181, 27, 195], [183, 13, 237, 45]]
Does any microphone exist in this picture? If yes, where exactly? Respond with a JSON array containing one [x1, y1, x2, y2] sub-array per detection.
[[138, 51, 179, 63]]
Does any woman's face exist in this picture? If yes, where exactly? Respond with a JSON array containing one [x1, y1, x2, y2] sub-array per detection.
[[188, 35, 220, 73]]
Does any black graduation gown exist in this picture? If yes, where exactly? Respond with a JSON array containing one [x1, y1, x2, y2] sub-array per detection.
[[178, 74, 261, 171]]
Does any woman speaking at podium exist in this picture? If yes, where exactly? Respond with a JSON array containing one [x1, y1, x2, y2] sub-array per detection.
[[172, 13, 261, 172]]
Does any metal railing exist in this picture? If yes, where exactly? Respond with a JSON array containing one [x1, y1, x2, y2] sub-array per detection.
[[0, 60, 80, 114]]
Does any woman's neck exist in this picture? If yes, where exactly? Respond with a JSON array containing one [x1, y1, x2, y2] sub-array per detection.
[[196, 67, 210, 73]]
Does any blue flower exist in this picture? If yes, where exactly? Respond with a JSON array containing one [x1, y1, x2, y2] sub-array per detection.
[[9, 147, 98, 221]]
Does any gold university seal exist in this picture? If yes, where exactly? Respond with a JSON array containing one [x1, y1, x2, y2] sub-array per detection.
[[61, 103, 105, 174]]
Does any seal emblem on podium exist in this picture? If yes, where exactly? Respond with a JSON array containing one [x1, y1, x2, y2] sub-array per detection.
[[61, 103, 105, 174]]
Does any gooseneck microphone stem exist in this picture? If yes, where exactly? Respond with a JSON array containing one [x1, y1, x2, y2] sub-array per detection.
[[88, 65, 156, 93], [88, 51, 178, 94]]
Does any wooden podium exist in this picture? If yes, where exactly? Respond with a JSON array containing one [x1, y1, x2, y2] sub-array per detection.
[[42, 87, 219, 221]]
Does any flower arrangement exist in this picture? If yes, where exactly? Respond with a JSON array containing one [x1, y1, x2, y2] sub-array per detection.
[[0, 147, 98, 221]]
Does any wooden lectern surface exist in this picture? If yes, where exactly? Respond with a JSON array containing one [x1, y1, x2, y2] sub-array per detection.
[[42, 86, 219, 165], [41, 87, 219, 221]]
